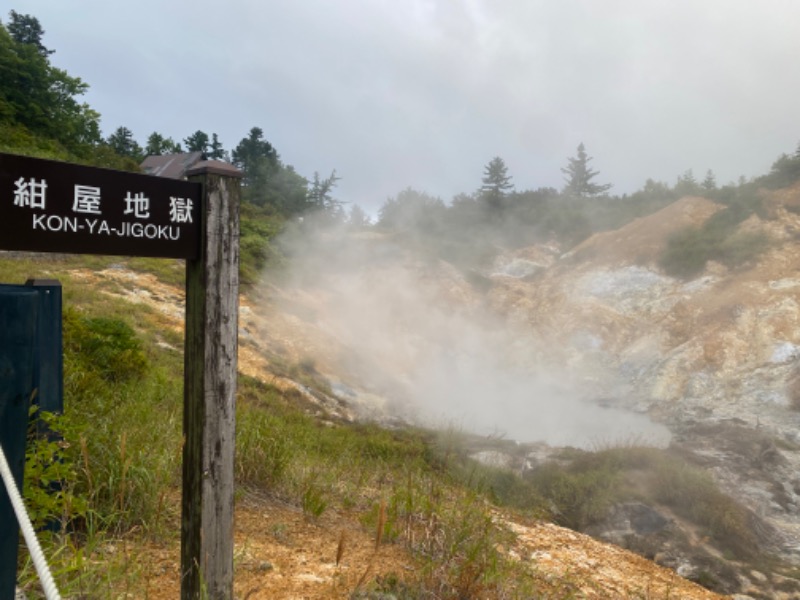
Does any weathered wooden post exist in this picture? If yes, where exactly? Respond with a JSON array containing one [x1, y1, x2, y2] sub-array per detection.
[[181, 162, 242, 600], [1, 150, 219, 596]]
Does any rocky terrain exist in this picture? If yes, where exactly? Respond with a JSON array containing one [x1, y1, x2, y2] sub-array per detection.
[[487, 190, 800, 559], [243, 187, 800, 597], [481, 187, 800, 597], [66, 265, 726, 599], [70, 182, 800, 598]]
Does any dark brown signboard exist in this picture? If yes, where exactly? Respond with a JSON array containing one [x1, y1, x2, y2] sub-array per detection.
[[0, 152, 201, 258]]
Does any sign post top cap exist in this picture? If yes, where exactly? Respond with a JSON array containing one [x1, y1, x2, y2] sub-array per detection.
[[185, 161, 243, 178]]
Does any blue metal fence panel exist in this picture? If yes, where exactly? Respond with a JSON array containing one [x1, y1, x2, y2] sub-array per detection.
[[25, 280, 63, 417], [0, 287, 38, 600]]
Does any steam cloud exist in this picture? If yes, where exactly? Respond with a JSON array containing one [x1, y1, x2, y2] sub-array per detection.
[[272, 217, 670, 448]]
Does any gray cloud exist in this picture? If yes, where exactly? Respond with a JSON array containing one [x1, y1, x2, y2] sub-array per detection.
[[12, 0, 800, 211]]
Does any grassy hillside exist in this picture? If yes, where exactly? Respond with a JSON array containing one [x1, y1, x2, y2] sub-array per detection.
[[1, 251, 765, 598]]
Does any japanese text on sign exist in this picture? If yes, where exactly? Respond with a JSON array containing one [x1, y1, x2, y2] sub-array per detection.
[[1, 153, 201, 258]]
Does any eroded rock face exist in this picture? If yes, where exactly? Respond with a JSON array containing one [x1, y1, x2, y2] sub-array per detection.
[[471, 191, 800, 596], [230, 190, 800, 596]]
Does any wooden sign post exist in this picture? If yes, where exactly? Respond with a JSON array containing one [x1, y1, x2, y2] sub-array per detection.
[[0, 153, 242, 600], [181, 162, 241, 600]]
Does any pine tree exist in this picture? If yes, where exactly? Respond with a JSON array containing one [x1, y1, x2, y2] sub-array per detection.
[[701, 169, 717, 193], [183, 130, 209, 153], [347, 204, 370, 228], [674, 169, 700, 197], [208, 133, 226, 160], [232, 127, 278, 184], [480, 156, 514, 208], [308, 170, 341, 212], [145, 132, 182, 156], [561, 143, 611, 198], [106, 126, 142, 159]]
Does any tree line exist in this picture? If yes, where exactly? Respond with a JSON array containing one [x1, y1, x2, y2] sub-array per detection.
[[107, 122, 342, 217], [0, 11, 342, 219], [374, 137, 800, 268], [377, 143, 634, 260]]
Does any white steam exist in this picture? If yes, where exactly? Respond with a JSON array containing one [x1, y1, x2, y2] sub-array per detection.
[[272, 218, 670, 448]]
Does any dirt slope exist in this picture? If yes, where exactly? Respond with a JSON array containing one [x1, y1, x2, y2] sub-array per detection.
[[136, 500, 725, 599]]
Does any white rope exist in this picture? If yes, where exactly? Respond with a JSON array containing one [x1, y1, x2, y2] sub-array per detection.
[[0, 441, 61, 600]]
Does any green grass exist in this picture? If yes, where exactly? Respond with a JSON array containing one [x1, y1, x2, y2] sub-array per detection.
[[0, 256, 179, 596], [525, 445, 760, 561], [239, 202, 285, 285], [659, 187, 771, 279]]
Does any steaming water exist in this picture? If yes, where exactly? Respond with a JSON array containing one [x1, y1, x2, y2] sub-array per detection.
[[279, 226, 672, 451], [411, 362, 672, 449], [422, 399, 672, 449]]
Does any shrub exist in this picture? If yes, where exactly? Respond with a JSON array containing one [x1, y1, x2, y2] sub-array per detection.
[[24, 409, 89, 531], [239, 203, 284, 285], [526, 445, 762, 562], [659, 226, 714, 278], [526, 460, 620, 530], [759, 153, 800, 190], [716, 231, 770, 269], [63, 308, 148, 382], [652, 460, 758, 559], [659, 190, 770, 278]]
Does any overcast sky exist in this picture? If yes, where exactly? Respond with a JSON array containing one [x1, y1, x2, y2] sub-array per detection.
[[10, 0, 800, 213]]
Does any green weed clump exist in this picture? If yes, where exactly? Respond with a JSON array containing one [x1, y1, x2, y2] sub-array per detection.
[[239, 203, 284, 285], [653, 460, 758, 559], [63, 308, 148, 382], [525, 445, 760, 562], [659, 188, 770, 278], [527, 459, 620, 530], [56, 306, 181, 534], [235, 403, 292, 488], [23, 409, 89, 532]]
